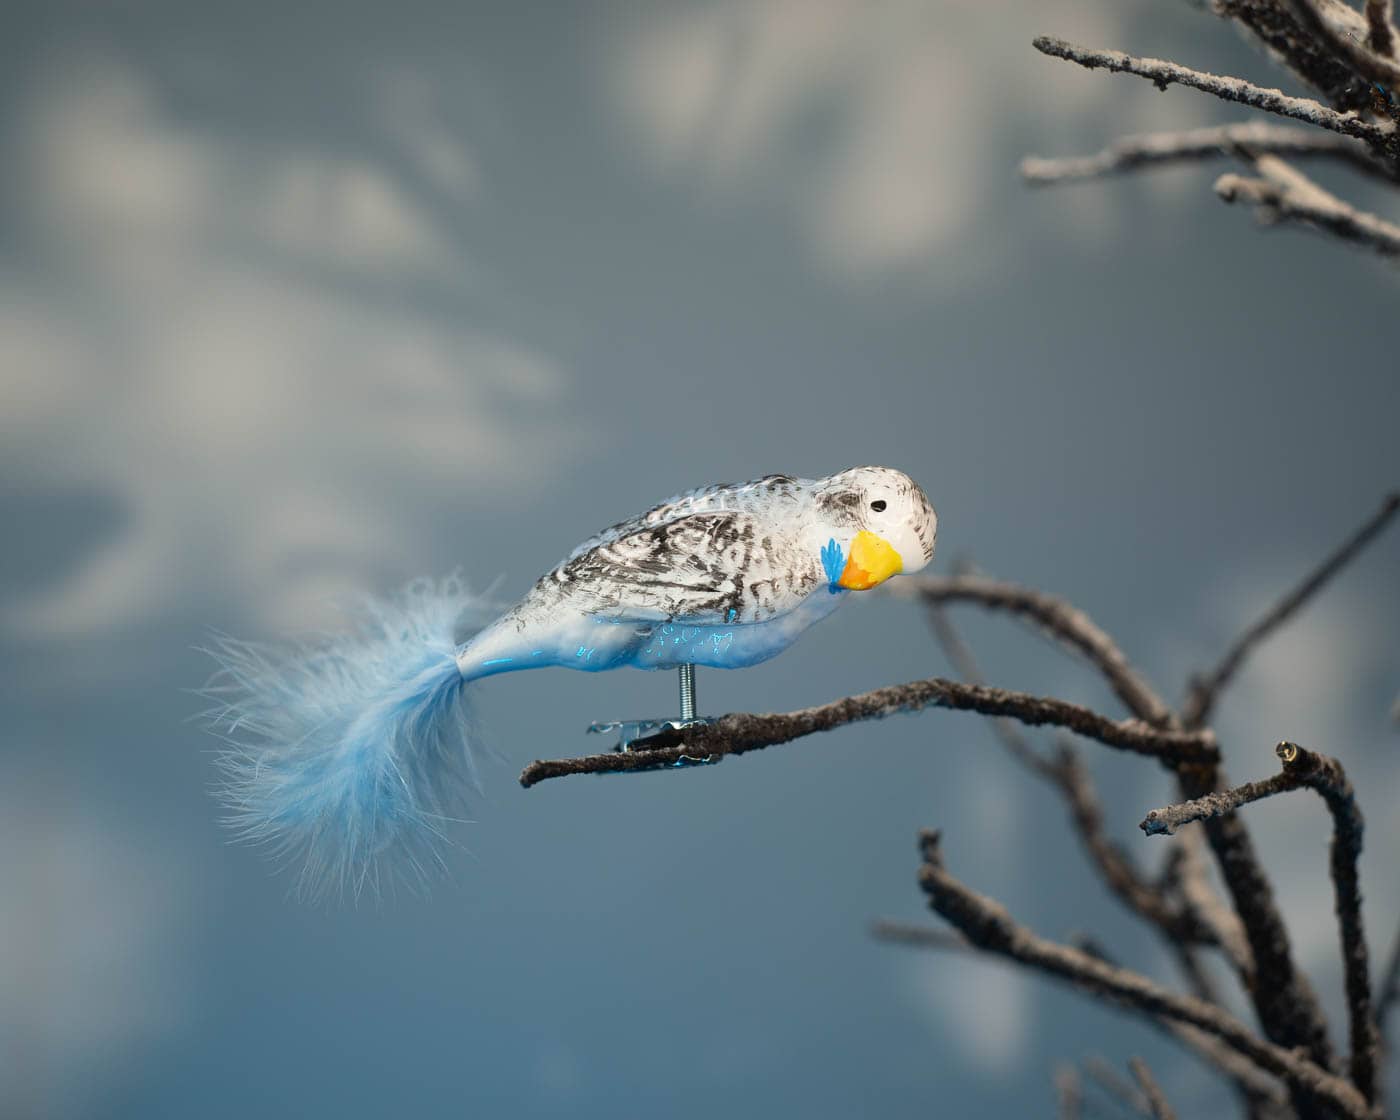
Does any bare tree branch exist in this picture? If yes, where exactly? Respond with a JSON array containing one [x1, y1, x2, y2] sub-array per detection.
[[1367, 0, 1398, 57], [1053, 745, 1237, 957], [916, 831, 1371, 1119], [1283, 0, 1400, 89], [910, 570, 1330, 1063], [1022, 122, 1396, 186], [903, 574, 1175, 727], [1032, 36, 1395, 147], [911, 571, 1328, 1061], [875, 916, 1287, 1111], [1141, 769, 1299, 836], [1216, 155, 1400, 256], [1143, 742, 1379, 1105], [518, 678, 1218, 787], [925, 603, 1257, 1004], [1177, 762, 1338, 1089], [1130, 1057, 1179, 1120], [1183, 492, 1400, 728]]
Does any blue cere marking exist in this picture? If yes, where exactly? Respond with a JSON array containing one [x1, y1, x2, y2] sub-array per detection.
[[726, 607, 737, 623], [821, 537, 845, 587], [482, 657, 514, 666]]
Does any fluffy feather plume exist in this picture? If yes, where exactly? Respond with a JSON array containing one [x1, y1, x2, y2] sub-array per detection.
[[200, 578, 490, 901]]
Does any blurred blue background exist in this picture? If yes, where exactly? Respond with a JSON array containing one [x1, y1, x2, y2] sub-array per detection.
[[3, 1, 1398, 1116]]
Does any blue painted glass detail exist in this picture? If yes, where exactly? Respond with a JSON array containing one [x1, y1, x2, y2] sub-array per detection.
[[821, 537, 845, 587], [481, 657, 514, 666]]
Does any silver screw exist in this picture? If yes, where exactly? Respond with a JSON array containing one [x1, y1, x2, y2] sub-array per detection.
[[678, 663, 697, 723]]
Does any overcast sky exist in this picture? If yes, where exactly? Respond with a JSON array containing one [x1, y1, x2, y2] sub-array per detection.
[[3, 2, 1398, 1117]]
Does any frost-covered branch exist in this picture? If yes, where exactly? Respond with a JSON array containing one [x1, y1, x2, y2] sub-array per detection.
[[1031, 36, 1394, 146], [1022, 122, 1396, 185], [517, 677, 1218, 787], [1215, 154, 1400, 257]]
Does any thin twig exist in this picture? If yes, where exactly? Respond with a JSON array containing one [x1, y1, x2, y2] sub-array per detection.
[[1183, 492, 1400, 727], [925, 603, 1059, 778], [869, 919, 969, 952], [1158, 827, 1254, 982], [1057, 1064, 1085, 1120], [1054, 745, 1230, 953], [1379, 924, 1400, 1039], [878, 913, 1288, 1111], [1141, 769, 1300, 835], [1023, 121, 1397, 185], [1143, 742, 1379, 1105], [1129, 1057, 1178, 1120], [518, 678, 1218, 787], [1032, 36, 1394, 147], [1084, 1055, 1150, 1117], [903, 574, 1175, 727], [916, 831, 1371, 1119], [1216, 155, 1400, 257]]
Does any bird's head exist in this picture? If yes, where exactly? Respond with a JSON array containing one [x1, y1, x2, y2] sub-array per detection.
[[814, 466, 937, 591]]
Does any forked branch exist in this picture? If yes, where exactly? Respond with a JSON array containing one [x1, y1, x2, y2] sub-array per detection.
[[916, 831, 1371, 1119], [1142, 742, 1379, 1105]]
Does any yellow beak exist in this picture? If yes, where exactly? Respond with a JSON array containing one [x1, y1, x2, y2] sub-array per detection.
[[838, 530, 903, 590]]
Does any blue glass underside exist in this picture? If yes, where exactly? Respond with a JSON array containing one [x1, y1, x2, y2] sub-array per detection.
[[458, 588, 848, 680]]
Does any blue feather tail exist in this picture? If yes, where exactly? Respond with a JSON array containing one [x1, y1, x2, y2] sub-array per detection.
[[200, 577, 492, 901]]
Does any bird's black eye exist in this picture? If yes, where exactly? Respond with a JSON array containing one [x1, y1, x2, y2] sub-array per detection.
[[870, 499, 887, 513]]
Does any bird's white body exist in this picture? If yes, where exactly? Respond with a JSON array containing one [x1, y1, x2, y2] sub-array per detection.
[[456, 467, 937, 681]]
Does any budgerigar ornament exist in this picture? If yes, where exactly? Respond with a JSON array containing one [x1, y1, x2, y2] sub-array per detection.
[[205, 466, 936, 896]]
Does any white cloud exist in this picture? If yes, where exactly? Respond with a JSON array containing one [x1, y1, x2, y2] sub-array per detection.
[[25, 54, 455, 275], [599, 0, 1214, 278], [3, 53, 578, 644]]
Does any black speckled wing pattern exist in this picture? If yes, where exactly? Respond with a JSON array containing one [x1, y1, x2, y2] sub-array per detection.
[[536, 474, 823, 625]]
